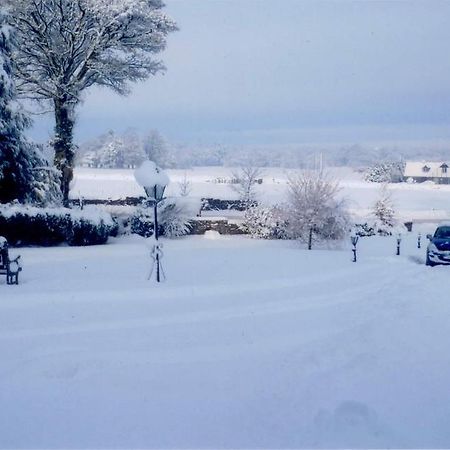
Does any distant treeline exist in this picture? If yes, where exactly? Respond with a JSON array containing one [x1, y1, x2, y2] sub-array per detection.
[[77, 129, 450, 169]]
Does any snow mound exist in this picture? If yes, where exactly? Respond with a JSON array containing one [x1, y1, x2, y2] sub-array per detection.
[[204, 230, 221, 240]]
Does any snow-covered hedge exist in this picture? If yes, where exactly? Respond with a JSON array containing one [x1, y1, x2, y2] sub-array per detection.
[[0, 204, 118, 246]]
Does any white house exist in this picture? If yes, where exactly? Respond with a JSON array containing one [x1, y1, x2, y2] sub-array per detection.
[[404, 161, 450, 184]]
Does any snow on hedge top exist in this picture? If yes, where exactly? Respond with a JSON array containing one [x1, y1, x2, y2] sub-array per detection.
[[134, 161, 169, 190], [0, 204, 115, 227]]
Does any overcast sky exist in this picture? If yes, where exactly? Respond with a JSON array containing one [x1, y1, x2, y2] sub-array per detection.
[[30, 0, 450, 146]]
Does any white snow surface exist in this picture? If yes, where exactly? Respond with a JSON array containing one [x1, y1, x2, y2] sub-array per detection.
[[1, 232, 450, 448]]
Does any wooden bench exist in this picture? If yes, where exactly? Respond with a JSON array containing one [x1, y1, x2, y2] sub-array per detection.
[[0, 237, 22, 285]]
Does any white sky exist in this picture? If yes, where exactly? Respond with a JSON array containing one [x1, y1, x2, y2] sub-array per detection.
[[30, 0, 450, 146]]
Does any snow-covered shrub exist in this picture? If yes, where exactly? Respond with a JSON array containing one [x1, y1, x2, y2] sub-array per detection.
[[354, 223, 376, 237], [317, 212, 351, 241], [241, 205, 288, 239], [364, 161, 405, 183], [130, 211, 154, 238], [130, 198, 200, 238], [372, 185, 396, 235], [160, 201, 194, 237], [69, 216, 118, 246], [286, 171, 350, 248], [0, 205, 118, 246]]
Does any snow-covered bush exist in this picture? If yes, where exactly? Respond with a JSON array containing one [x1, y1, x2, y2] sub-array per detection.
[[241, 205, 288, 239], [0, 205, 118, 246], [69, 216, 117, 246], [317, 212, 351, 242], [365, 161, 405, 183], [354, 223, 376, 237], [130, 211, 154, 238], [130, 198, 200, 238], [160, 201, 194, 238], [286, 171, 350, 248], [372, 185, 396, 235]]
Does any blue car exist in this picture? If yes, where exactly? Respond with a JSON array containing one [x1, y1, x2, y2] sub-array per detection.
[[426, 225, 450, 266]]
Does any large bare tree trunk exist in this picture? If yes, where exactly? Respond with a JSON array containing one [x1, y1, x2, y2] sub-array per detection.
[[53, 98, 75, 207]]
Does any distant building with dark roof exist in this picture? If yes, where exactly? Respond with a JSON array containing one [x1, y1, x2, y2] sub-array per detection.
[[404, 162, 450, 184]]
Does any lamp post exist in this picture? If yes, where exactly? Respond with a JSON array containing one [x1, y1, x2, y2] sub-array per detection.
[[417, 232, 421, 249], [396, 233, 402, 256], [149, 183, 166, 283], [350, 231, 359, 262], [135, 161, 169, 283]]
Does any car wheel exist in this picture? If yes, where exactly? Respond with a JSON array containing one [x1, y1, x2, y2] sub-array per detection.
[[426, 253, 436, 267]]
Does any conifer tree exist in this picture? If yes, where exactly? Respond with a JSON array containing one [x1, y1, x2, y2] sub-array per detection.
[[373, 185, 396, 235], [0, 9, 60, 205]]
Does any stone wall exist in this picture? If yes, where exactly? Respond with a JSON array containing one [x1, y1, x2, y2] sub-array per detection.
[[189, 219, 246, 235]]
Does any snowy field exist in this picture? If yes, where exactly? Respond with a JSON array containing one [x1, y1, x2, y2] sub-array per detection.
[[73, 167, 450, 222], [1, 232, 450, 448]]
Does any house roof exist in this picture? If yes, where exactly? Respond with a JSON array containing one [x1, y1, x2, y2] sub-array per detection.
[[404, 161, 450, 178]]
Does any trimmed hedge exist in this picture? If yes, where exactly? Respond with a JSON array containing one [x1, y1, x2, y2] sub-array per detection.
[[0, 204, 118, 246]]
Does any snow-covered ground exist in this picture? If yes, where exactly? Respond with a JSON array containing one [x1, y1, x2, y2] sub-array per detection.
[[72, 167, 450, 222], [1, 232, 450, 448]]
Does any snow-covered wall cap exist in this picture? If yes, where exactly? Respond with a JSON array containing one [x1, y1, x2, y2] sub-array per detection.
[[134, 161, 170, 190]]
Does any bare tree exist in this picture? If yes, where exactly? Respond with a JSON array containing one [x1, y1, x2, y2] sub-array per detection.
[[231, 166, 262, 209], [143, 129, 170, 168], [178, 172, 192, 197], [10, 0, 177, 205], [287, 171, 349, 249]]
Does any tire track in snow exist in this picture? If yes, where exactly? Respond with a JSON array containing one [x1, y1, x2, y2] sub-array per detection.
[[0, 262, 414, 341]]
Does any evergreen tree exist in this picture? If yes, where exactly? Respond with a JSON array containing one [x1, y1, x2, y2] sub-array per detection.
[[0, 9, 60, 205], [372, 185, 396, 235]]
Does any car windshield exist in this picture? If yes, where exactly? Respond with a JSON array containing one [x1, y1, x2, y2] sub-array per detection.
[[435, 227, 450, 238]]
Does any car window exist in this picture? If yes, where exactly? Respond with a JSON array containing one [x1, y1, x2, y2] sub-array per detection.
[[435, 227, 450, 238]]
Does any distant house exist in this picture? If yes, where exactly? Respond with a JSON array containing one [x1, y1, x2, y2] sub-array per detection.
[[404, 161, 450, 184]]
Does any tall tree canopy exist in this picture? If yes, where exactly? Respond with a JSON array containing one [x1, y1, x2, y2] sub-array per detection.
[[10, 0, 177, 205]]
